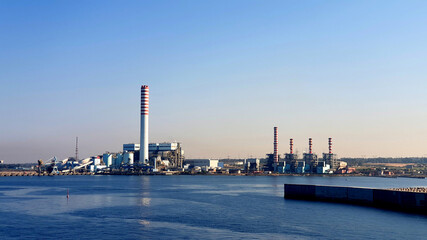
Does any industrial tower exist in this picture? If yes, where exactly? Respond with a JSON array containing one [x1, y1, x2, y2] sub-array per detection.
[[273, 127, 278, 163], [140, 85, 149, 165], [323, 138, 338, 170], [284, 138, 298, 172], [303, 138, 318, 172]]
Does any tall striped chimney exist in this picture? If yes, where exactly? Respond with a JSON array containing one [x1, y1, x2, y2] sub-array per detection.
[[328, 138, 332, 154], [309, 138, 312, 154], [290, 138, 293, 154], [140, 85, 149, 165], [274, 127, 278, 163]]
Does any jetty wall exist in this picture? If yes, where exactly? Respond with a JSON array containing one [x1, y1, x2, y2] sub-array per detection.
[[284, 184, 427, 214]]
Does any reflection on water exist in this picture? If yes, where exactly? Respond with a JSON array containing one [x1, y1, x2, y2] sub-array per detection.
[[141, 198, 151, 206], [139, 219, 150, 226]]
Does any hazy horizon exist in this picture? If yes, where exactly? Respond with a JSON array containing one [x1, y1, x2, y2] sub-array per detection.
[[1, 0, 427, 163]]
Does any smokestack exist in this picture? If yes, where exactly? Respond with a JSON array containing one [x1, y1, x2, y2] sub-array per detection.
[[329, 138, 332, 154], [140, 85, 149, 165], [309, 138, 312, 154], [274, 127, 278, 163], [290, 138, 293, 154]]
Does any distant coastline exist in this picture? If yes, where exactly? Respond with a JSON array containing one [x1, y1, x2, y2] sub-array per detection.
[[0, 170, 425, 178]]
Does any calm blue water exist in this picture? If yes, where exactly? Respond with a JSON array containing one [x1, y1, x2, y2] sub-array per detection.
[[0, 175, 426, 239]]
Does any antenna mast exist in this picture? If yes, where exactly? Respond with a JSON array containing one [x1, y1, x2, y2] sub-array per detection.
[[75, 137, 79, 161]]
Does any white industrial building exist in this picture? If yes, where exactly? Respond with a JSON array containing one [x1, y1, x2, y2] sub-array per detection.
[[184, 159, 219, 169], [92, 156, 101, 165]]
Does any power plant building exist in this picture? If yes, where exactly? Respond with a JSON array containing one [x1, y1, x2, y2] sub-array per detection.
[[184, 159, 219, 169], [123, 143, 140, 152], [149, 142, 184, 168], [244, 158, 260, 172]]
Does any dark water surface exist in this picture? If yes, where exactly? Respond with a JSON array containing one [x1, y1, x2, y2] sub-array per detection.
[[0, 175, 426, 239]]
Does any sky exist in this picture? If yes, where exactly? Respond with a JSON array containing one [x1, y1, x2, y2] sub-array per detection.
[[1, 0, 427, 163]]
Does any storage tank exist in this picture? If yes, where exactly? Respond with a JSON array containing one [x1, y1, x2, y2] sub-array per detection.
[[123, 152, 134, 165], [103, 153, 112, 167], [114, 153, 123, 168]]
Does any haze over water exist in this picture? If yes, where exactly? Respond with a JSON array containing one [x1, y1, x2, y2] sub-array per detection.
[[0, 175, 426, 239]]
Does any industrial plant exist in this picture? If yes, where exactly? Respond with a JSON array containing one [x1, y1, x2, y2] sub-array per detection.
[[32, 85, 352, 176], [267, 127, 347, 174], [35, 84, 187, 175]]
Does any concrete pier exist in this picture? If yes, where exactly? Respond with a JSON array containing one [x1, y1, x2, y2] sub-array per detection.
[[284, 184, 427, 215]]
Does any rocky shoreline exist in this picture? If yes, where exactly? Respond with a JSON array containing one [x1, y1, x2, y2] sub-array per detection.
[[389, 187, 427, 193]]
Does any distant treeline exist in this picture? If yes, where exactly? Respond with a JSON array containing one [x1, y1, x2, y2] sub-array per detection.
[[342, 158, 427, 165]]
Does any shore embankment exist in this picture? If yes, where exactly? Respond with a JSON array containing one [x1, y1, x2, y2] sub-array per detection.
[[1, 170, 426, 178], [0, 171, 94, 177], [284, 184, 427, 215], [389, 187, 427, 193]]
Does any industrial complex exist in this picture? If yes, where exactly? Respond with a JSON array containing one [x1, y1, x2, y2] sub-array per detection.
[[32, 85, 354, 176], [36, 84, 187, 174], [267, 127, 345, 174]]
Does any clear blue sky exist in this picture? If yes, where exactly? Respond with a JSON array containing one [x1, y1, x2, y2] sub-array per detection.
[[1, 0, 427, 163]]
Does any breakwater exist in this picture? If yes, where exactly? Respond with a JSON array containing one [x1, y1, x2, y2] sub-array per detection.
[[0, 171, 94, 177], [284, 184, 427, 215]]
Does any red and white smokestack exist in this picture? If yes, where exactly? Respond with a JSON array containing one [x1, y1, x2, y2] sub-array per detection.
[[290, 138, 293, 154], [140, 85, 149, 165], [328, 138, 332, 154], [274, 127, 278, 163], [309, 138, 312, 154]]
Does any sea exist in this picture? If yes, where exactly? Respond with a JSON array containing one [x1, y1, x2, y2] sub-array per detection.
[[0, 175, 426, 240]]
